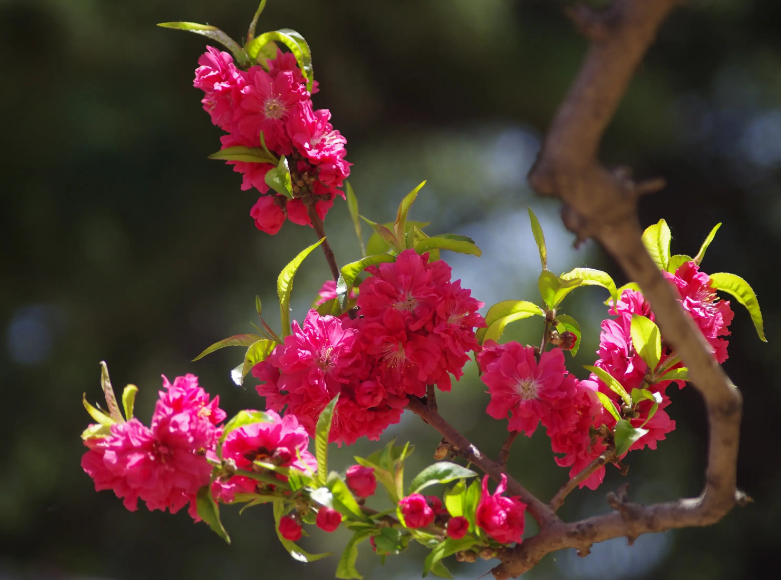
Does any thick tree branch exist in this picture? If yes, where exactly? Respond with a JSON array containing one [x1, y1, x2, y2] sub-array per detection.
[[406, 397, 557, 527], [493, 0, 744, 577]]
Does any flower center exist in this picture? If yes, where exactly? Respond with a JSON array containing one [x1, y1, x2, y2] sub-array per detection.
[[317, 347, 335, 372], [513, 377, 539, 401], [394, 295, 417, 312], [264, 96, 286, 120], [381, 342, 408, 369]]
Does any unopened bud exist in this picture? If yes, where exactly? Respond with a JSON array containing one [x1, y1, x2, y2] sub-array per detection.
[[560, 331, 578, 350], [456, 550, 477, 563]]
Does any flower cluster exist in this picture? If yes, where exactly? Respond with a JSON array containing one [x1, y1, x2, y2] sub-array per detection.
[[254, 250, 485, 444], [81, 375, 225, 519], [194, 47, 350, 234]]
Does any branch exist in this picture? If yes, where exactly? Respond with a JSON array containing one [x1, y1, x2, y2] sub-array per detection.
[[497, 431, 520, 468], [494, 0, 745, 577], [406, 397, 557, 527], [305, 202, 340, 282], [549, 449, 617, 512]]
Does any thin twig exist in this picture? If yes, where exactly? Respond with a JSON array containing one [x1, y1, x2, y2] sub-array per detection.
[[305, 202, 340, 282], [497, 431, 520, 468], [405, 397, 557, 527], [549, 449, 617, 512]]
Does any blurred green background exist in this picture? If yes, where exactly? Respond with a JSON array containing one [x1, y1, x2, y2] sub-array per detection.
[[1, 0, 779, 578]]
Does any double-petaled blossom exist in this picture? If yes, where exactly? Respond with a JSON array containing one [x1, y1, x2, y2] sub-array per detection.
[[476, 475, 526, 544], [399, 494, 436, 529], [81, 375, 224, 519], [211, 410, 316, 503], [194, 47, 246, 131]]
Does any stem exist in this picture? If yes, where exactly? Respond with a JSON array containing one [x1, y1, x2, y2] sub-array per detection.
[[549, 449, 617, 512], [497, 431, 520, 468], [305, 202, 340, 282], [406, 397, 557, 527], [539, 309, 556, 356]]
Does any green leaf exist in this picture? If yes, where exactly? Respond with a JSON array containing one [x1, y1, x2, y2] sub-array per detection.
[[444, 481, 465, 517], [255, 296, 263, 318], [394, 181, 427, 247], [482, 312, 543, 344], [630, 388, 661, 427], [595, 391, 620, 422], [246, 29, 314, 90], [220, 410, 272, 444], [345, 182, 366, 257], [560, 268, 618, 303], [527, 207, 547, 270], [423, 537, 476, 577], [242, 339, 276, 378], [694, 223, 721, 266], [463, 480, 481, 529], [641, 219, 671, 271], [157, 22, 249, 67], [121, 385, 137, 421], [265, 156, 293, 198], [408, 462, 477, 495], [414, 234, 482, 257], [338, 255, 396, 309], [196, 486, 230, 544], [477, 301, 545, 344], [538, 270, 560, 309], [661, 367, 689, 382], [98, 362, 124, 423], [613, 420, 648, 456], [360, 216, 401, 252], [315, 396, 339, 487], [374, 527, 408, 556], [327, 472, 365, 520], [247, 0, 268, 41], [551, 276, 583, 306], [193, 334, 264, 362], [554, 314, 582, 356], [667, 254, 693, 274], [81, 423, 111, 440], [336, 531, 374, 579], [272, 502, 329, 562], [709, 272, 766, 342], [278, 238, 325, 337], [630, 315, 662, 370], [584, 365, 631, 407], [208, 145, 276, 164], [82, 394, 115, 427], [366, 221, 430, 255], [430, 560, 453, 579]]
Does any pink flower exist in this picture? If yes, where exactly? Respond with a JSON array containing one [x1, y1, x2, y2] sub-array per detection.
[[236, 67, 306, 153], [346, 465, 376, 498], [268, 49, 318, 93], [285, 195, 334, 228], [315, 279, 356, 306], [250, 195, 286, 234], [194, 47, 246, 131], [481, 342, 579, 436], [279, 515, 302, 541], [316, 507, 342, 532], [212, 410, 316, 503], [399, 494, 435, 529], [447, 516, 469, 540], [664, 261, 733, 363], [426, 495, 448, 515], [82, 375, 224, 519], [476, 475, 527, 544], [218, 134, 273, 194]]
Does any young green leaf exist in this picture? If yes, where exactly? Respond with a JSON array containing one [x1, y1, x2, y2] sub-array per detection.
[[477, 301, 545, 344], [241, 339, 276, 378], [366, 221, 430, 255], [584, 365, 631, 406], [264, 156, 293, 198], [709, 272, 766, 342], [121, 385, 138, 421], [360, 216, 401, 252], [315, 396, 339, 487], [694, 223, 721, 266], [196, 486, 231, 544], [595, 391, 621, 422], [82, 394, 115, 427], [193, 334, 264, 362], [99, 362, 124, 423], [423, 537, 476, 578], [444, 481, 466, 517], [554, 314, 581, 356], [246, 29, 314, 90], [278, 238, 325, 337], [408, 462, 477, 495], [630, 315, 662, 370], [641, 219, 671, 271], [247, 0, 268, 41], [667, 254, 693, 274], [414, 234, 482, 257], [327, 471, 365, 520], [551, 276, 583, 306], [338, 255, 396, 309], [560, 268, 618, 304], [482, 310, 544, 344], [220, 410, 272, 443], [208, 145, 276, 164], [394, 181, 427, 246], [272, 502, 329, 562], [345, 181, 366, 257], [538, 270, 560, 308], [336, 531, 374, 580], [527, 207, 547, 270], [374, 527, 408, 556], [630, 388, 661, 426], [463, 480, 481, 528], [157, 22, 249, 67], [661, 367, 689, 382], [613, 420, 648, 456]]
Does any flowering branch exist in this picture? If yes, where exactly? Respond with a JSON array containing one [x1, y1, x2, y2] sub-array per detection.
[[493, 0, 745, 577], [305, 201, 340, 281], [549, 449, 616, 512]]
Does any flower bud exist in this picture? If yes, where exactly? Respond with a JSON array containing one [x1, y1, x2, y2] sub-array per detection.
[[355, 380, 385, 408], [250, 195, 286, 235], [315, 507, 342, 532], [346, 465, 376, 498], [399, 494, 435, 529], [447, 516, 469, 540], [278, 514, 302, 541]]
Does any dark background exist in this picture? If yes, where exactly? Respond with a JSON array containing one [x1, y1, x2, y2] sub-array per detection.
[[1, 0, 779, 579]]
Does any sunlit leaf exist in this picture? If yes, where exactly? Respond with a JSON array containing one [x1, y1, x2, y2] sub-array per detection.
[[82, 394, 115, 427], [538, 270, 560, 309], [408, 462, 477, 495], [246, 29, 314, 90], [423, 537, 476, 578], [345, 181, 366, 257], [641, 219, 671, 271], [561, 268, 617, 303], [121, 385, 138, 421], [444, 481, 465, 517], [595, 391, 620, 422], [220, 410, 272, 443], [667, 254, 693, 274], [265, 156, 293, 199], [196, 486, 231, 544], [630, 315, 662, 371], [584, 365, 631, 407], [193, 334, 264, 362], [709, 272, 766, 342], [613, 419, 648, 456], [661, 367, 689, 382], [337, 255, 396, 310], [551, 276, 583, 306], [394, 181, 427, 247], [157, 22, 249, 66], [482, 310, 544, 344], [327, 471, 365, 520], [694, 223, 721, 266], [208, 145, 276, 164], [278, 239, 325, 337], [527, 207, 547, 270], [414, 234, 481, 257], [315, 396, 339, 487], [477, 300, 544, 345], [242, 339, 276, 377]]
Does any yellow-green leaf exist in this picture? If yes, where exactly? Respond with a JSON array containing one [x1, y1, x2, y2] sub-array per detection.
[[584, 365, 631, 407], [193, 334, 264, 362], [709, 272, 766, 342], [630, 315, 662, 370], [527, 207, 547, 270], [278, 239, 325, 337], [641, 219, 671, 270], [157, 22, 248, 67], [694, 223, 721, 266], [477, 301, 544, 344]]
